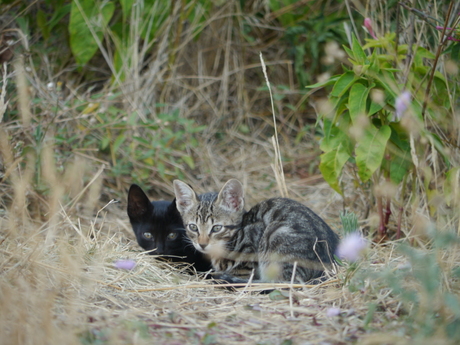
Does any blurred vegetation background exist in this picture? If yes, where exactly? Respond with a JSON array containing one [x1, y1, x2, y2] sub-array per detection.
[[0, 0, 351, 203], [2, 0, 459, 237]]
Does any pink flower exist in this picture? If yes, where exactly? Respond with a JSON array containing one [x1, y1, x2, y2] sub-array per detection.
[[364, 18, 377, 39], [394, 90, 411, 121], [326, 307, 341, 317], [435, 26, 460, 41], [114, 259, 136, 270], [336, 232, 367, 262]]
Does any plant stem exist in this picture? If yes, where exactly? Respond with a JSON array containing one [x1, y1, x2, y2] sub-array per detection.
[[395, 2, 400, 67], [421, 2, 454, 118], [377, 195, 386, 242], [402, 4, 415, 90], [384, 198, 391, 227], [396, 206, 403, 239], [397, 172, 409, 239]]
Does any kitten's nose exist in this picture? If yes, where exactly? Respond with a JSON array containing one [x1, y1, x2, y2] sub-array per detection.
[[199, 243, 208, 250]]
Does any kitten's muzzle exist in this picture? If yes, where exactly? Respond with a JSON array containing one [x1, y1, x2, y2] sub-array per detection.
[[198, 243, 208, 250]]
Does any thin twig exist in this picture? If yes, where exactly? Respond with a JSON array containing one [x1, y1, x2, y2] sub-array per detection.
[[260, 52, 288, 197], [402, 4, 415, 89], [421, 2, 455, 118], [395, 2, 401, 67]]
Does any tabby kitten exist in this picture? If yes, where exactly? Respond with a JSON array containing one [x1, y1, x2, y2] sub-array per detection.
[[127, 184, 212, 272], [173, 179, 339, 283]]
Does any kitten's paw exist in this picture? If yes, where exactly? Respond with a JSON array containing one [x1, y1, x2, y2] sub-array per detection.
[[211, 272, 247, 284], [211, 273, 277, 294], [208, 272, 250, 292]]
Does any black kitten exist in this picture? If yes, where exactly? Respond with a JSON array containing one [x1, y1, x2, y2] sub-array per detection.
[[127, 184, 212, 272]]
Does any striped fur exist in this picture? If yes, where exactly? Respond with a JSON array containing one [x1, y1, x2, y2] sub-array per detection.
[[173, 179, 339, 283]]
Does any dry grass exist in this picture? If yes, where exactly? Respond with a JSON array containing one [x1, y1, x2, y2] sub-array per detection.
[[3, 201, 457, 344], [2, 125, 458, 344], [1, 0, 460, 344]]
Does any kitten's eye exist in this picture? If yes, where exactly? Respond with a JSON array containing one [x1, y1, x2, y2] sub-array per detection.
[[142, 232, 153, 240], [188, 224, 198, 232], [167, 232, 178, 240], [211, 225, 223, 233]]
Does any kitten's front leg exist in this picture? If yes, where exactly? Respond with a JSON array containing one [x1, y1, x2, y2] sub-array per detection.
[[211, 258, 236, 272]]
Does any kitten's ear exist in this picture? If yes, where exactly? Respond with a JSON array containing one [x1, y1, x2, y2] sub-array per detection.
[[127, 184, 153, 219], [217, 179, 244, 212], [173, 180, 198, 214]]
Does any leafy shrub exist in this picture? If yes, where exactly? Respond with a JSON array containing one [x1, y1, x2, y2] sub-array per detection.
[[308, 8, 460, 237], [266, 0, 349, 86], [309, 32, 452, 194]]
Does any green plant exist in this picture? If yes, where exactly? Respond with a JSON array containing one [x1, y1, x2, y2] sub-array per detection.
[[8, 0, 212, 81], [10, 90, 205, 200], [307, 16, 458, 238], [74, 101, 205, 183], [266, 0, 349, 86], [349, 228, 460, 341], [310, 31, 451, 190], [340, 210, 359, 235]]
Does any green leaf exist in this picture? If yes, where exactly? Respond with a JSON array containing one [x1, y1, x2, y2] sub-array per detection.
[[69, 0, 115, 65], [305, 76, 340, 89], [268, 289, 289, 301], [36, 10, 50, 40], [133, 136, 149, 145], [182, 155, 195, 169], [446, 318, 460, 339], [343, 45, 354, 60], [280, 340, 293, 345], [372, 70, 399, 98], [328, 94, 348, 117], [355, 125, 391, 182], [368, 98, 383, 116], [388, 123, 410, 151], [348, 83, 370, 122], [352, 34, 367, 64], [319, 142, 352, 194], [119, 0, 135, 19], [157, 161, 165, 177], [433, 73, 449, 107], [363, 302, 377, 328], [340, 210, 359, 234], [413, 46, 436, 66], [320, 118, 350, 152], [113, 134, 126, 153], [100, 136, 110, 150], [330, 72, 356, 98], [49, 4, 72, 31], [451, 43, 460, 62], [202, 334, 217, 345], [389, 149, 412, 184], [363, 40, 385, 49]]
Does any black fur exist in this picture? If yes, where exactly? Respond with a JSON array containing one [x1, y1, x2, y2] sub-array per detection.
[[127, 184, 212, 272]]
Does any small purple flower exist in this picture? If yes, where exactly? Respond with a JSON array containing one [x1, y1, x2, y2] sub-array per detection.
[[364, 18, 377, 39], [435, 26, 460, 42], [394, 90, 411, 121], [436, 26, 454, 31], [336, 232, 368, 262], [326, 307, 341, 317], [114, 259, 136, 270]]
